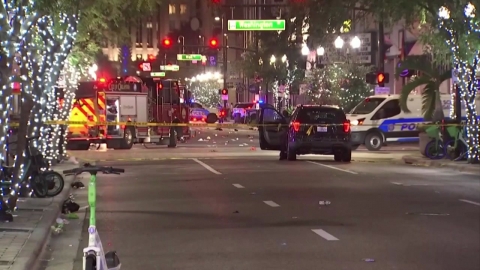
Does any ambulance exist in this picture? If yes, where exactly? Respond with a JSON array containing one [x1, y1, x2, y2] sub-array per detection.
[[347, 94, 480, 151]]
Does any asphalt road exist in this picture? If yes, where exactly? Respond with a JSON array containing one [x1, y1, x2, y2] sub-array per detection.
[[95, 127, 419, 151], [55, 156, 480, 270]]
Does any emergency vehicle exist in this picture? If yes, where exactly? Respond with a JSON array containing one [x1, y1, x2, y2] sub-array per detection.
[[66, 76, 190, 150], [347, 94, 480, 151]]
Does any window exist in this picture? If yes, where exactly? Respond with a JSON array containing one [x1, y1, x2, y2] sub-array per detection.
[[262, 108, 283, 123], [146, 20, 153, 48], [350, 97, 385, 114], [169, 4, 176, 14], [372, 100, 401, 120], [180, 4, 187, 14], [135, 19, 142, 47], [169, 20, 176, 31], [297, 107, 346, 123]]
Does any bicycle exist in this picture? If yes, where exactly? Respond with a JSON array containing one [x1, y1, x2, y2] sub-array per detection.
[[424, 124, 447, 159], [63, 163, 125, 270], [444, 124, 469, 161], [1, 135, 64, 198]]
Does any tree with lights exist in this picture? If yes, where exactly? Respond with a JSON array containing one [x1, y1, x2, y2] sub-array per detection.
[[365, 0, 479, 163], [187, 73, 223, 108], [1, 0, 161, 210], [304, 63, 373, 111]]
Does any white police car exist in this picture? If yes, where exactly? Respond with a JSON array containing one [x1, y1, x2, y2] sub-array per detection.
[[347, 94, 479, 151]]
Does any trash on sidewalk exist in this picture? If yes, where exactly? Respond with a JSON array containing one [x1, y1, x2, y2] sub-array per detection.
[[363, 258, 375, 262]]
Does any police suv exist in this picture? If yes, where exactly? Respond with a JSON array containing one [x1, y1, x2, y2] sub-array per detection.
[[347, 94, 480, 151]]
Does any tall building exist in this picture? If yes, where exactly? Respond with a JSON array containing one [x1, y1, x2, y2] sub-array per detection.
[[101, 0, 201, 62]]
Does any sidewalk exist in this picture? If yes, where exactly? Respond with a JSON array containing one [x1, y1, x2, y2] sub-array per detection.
[[0, 161, 79, 270], [402, 155, 480, 174]]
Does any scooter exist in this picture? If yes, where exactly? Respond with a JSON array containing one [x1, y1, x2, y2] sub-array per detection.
[[63, 163, 125, 270]]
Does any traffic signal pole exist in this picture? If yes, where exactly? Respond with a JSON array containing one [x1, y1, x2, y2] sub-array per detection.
[[378, 20, 385, 72]]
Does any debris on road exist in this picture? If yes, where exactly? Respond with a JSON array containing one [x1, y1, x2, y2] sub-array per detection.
[[406, 212, 450, 216], [319, 200, 331, 206], [363, 258, 375, 262]]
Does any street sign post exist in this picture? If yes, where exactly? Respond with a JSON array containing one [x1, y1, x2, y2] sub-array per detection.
[[160, 65, 179, 71], [177, 54, 203, 61], [150, 72, 166, 77], [227, 20, 286, 31], [374, 86, 390, 95]]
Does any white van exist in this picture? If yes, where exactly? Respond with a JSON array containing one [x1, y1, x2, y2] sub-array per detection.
[[347, 94, 480, 151]]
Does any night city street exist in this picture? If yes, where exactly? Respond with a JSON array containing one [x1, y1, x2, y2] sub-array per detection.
[[35, 133, 479, 270]]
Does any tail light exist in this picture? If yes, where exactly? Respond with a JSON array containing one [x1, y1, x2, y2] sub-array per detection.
[[343, 120, 351, 133], [291, 121, 300, 132]]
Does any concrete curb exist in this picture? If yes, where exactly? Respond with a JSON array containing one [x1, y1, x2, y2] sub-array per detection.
[[402, 155, 480, 173], [10, 162, 80, 270]]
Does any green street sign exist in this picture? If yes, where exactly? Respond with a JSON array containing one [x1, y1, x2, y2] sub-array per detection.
[[160, 65, 179, 71], [227, 20, 286, 31], [177, 54, 203, 61], [150, 72, 165, 77]]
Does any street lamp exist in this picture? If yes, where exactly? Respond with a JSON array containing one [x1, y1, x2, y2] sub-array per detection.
[[316, 46, 325, 56], [350, 36, 361, 49], [270, 55, 276, 63], [334, 36, 344, 49], [301, 45, 310, 56]]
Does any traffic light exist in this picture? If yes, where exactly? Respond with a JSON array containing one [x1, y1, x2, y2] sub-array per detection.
[[376, 72, 389, 86], [221, 89, 228, 95], [161, 38, 172, 49], [211, 0, 221, 4], [147, 54, 155, 61], [209, 38, 219, 49], [365, 72, 389, 85]]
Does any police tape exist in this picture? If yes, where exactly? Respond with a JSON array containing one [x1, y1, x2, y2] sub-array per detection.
[[7, 120, 479, 128]]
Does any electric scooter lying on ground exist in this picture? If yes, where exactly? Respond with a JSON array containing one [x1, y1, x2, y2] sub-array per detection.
[[63, 163, 125, 270]]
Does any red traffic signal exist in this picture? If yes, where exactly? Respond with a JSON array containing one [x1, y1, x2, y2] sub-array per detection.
[[209, 38, 219, 49], [212, 0, 221, 4], [221, 88, 228, 95], [161, 38, 172, 48], [376, 72, 389, 86]]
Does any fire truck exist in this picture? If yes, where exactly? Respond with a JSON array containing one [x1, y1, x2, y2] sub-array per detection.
[[66, 76, 190, 150]]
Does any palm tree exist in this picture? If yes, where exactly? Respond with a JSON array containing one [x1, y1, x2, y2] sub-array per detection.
[[396, 55, 452, 121]]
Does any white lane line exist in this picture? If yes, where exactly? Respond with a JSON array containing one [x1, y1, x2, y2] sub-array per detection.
[[232, 184, 245, 188], [307, 161, 358, 174], [263, 201, 280, 207], [192, 158, 222, 175], [459, 199, 480, 206], [311, 229, 339, 241]]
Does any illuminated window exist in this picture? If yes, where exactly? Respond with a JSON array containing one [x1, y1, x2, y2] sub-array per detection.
[[180, 4, 187, 14], [169, 4, 176, 14], [146, 19, 153, 48]]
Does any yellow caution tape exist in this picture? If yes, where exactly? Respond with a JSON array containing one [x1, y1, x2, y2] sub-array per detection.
[[6, 121, 479, 128]]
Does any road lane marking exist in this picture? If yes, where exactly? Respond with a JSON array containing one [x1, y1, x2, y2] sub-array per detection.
[[307, 161, 358, 174], [311, 229, 339, 241], [192, 158, 222, 174], [459, 199, 480, 206], [233, 184, 245, 188], [263, 201, 280, 207]]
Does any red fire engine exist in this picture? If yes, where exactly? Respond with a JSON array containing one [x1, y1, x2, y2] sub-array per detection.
[[66, 76, 190, 150]]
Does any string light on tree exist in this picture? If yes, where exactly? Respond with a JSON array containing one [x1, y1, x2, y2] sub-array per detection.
[[438, 3, 479, 163], [186, 72, 223, 108]]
